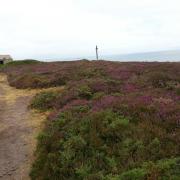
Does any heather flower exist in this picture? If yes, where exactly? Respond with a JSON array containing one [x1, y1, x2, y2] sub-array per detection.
[[92, 95, 121, 112], [61, 99, 90, 111], [121, 83, 138, 93]]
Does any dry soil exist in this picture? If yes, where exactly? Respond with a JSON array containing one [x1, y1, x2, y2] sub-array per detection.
[[0, 74, 47, 180]]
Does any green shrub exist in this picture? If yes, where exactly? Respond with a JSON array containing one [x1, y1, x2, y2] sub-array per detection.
[[52, 76, 66, 86], [119, 168, 146, 180], [110, 92, 122, 97], [30, 105, 180, 179], [92, 92, 106, 100], [30, 91, 59, 111], [9, 74, 51, 89], [116, 158, 180, 180], [176, 87, 180, 95], [30, 110, 132, 179], [143, 158, 180, 179], [72, 105, 90, 113], [148, 72, 171, 88], [77, 85, 93, 99], [5, 60, 40, 66], [4, 61, 178, 179]]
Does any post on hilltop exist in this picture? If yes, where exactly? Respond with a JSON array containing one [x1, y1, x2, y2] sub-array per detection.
[[96, 45, 99, 60]]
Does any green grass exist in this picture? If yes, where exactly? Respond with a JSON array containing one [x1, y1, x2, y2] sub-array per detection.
[[2, 60, 41, 67]]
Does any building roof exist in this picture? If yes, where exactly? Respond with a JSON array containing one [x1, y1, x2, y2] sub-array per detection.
[[0, 55, 12, 60]]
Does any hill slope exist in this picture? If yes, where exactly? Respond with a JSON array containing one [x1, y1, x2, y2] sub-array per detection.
[[2, 60, 180, 179]]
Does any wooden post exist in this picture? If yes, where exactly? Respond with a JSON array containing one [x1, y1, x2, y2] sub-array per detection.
[[96, 45, 99, 60]]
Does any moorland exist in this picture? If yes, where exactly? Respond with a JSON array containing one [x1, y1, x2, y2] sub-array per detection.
[[1, 60, 180, 179]]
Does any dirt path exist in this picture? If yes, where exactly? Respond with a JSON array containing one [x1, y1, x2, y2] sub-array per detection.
[[0, 74, 47, 180]]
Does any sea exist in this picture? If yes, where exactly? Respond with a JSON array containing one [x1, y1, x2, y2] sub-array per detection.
[[44, 50, 180, 62], [101, 50, 180, 62]]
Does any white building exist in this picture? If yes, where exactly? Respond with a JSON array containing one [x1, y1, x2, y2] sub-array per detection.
[[0, 55, 13, 64]]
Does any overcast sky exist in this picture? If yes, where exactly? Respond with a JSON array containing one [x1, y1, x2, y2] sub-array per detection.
[[1, 0, 180, 60]]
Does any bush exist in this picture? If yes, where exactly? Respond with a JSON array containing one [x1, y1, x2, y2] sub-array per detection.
[[92, 92, 106, 100], [30, 106, 180, 179], [30, 110, 132, 179], [117, 158, 180, 180], [119, 168, 146, 180], [2, 60, 180, 179], [31, 103, 178, 180], [9, 74, 51, 89], [77, 85, 93, 99], [148, 72, 171, 88], [176, 87, 180, 95], [5, 60, 40, 66], [30, 91, 59, 111]]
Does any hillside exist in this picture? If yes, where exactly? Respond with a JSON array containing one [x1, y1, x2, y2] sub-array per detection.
[[1, 60, 180, 179]]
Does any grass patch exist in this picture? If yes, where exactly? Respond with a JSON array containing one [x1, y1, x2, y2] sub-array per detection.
[[4, 60, 40, 66]]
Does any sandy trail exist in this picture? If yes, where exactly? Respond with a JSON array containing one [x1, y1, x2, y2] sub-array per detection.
[[0, 74, 47, 180]]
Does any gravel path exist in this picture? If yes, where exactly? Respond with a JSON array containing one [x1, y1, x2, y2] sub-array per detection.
[[0, 74, 46, 180]]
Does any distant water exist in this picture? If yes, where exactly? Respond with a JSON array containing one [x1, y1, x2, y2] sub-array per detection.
[[44, 50, 180, 62], [100, 50, 180, 62]]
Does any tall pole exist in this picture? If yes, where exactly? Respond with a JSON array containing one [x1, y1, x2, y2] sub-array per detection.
[[96, 45, 99, 60]]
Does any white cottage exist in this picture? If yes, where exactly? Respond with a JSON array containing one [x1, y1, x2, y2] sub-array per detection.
[[0, 55, 13, 64]]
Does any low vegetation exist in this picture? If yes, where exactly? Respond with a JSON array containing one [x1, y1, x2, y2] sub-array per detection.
[[30, 91, 59, 111], [2, 60, 180, 179], [3, 59, 40, 66]]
